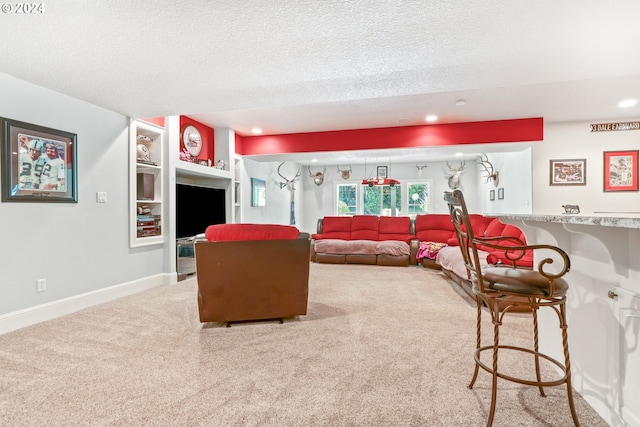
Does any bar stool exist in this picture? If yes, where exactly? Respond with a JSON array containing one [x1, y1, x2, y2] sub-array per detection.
[[443, 190, 579, 427]]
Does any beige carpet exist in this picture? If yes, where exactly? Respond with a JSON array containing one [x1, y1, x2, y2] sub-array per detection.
[[0, 263, 606, 426]]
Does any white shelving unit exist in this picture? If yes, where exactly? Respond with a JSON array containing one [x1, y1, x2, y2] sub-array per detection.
[[129, 119, 164, 247], [233, 155, 243, 223]]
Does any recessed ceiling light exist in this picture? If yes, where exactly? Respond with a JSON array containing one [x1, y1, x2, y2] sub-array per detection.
[[619, 99, 637, 108], [251, 128, 263, 134], [455, 152, 463, 156], [455, 99, 466, 106], [425, 115, 438, 122], [311, 159, 318, 163]]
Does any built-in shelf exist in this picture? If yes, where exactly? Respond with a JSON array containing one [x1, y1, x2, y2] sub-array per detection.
[[175, 161, 233, 180], [129, 119, 164, 248]]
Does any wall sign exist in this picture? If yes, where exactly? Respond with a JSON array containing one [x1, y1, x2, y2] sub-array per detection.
[[590, 122, 640, 132]]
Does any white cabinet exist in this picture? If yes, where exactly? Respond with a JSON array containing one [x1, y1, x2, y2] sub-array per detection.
[[129, 120, 164, 247], [616, 287, 640, 427]]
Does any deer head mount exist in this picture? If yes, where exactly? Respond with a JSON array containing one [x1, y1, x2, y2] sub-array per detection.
[[415, 164, 428, 176], [476, 153, 499, 187], [337, 165, 352, 180], [277, 162, 301, 191], [446, 161, 466, 190], [308, 165, 326, 186]]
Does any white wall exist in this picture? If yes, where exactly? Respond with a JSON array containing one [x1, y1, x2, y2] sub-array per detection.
[[241, 158, 301, 226], [0, 73, 166, 317], [533, 121, 640, 214], [298, 155, 532, 234]]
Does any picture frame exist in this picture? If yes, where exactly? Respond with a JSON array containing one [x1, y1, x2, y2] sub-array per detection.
[[489, 189, 495, 201], [251, 177, 266, 207], [497, 188, 504, 200], [1, 117, 77, 203], [604, 150, 639, 192], [549, 159, 586, 186], [376, 166, 388, 178]]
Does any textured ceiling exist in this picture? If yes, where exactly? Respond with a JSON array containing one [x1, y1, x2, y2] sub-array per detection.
[[1, 1, 640, 163]]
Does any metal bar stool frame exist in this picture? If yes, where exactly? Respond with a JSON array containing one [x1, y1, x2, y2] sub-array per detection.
[[444, 190, 580, 427]]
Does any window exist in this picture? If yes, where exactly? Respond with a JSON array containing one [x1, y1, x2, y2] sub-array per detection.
[[407, 182, 430, 216], [363, 184, 402, 216], [337, 184, 357, 215]]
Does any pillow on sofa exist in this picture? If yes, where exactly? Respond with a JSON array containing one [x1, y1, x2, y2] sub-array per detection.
[[205, 224, 300, 241]]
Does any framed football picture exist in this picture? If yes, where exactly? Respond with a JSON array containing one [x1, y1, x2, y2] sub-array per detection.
[[1, 117, 78, 203]]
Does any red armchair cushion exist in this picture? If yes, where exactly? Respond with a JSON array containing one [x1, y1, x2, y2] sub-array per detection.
[[205, 224, 300, 241], [378, 216, 412, 243], [350, 215, 379, 240]]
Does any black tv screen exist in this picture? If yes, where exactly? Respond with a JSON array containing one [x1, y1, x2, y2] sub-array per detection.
[[176, 183, 226, 239]]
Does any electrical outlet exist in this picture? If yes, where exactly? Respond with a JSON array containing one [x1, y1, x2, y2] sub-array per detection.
[[36, 279, 47, 292], [96, 192, 108, 203]]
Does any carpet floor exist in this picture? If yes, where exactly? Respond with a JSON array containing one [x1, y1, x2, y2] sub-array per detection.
[[0, 263, 607, 426]]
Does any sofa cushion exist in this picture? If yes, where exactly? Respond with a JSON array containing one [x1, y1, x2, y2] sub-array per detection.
[[350, 215, 379, 240], [444, 215, 496, 246], [436, 245, 492, 280], [376, 240, 410, 256], [347, 240, 380, 254], [378, 216, 412, 243], [480, 219, 533, 267], [313, 216, 351, 240], [314, 239, 350, 254], [414, 214, 456, 243], [315, 239, 379, 255], [205, 224, 299, 241]]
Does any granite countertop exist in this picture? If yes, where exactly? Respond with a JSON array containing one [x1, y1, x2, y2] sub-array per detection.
[[493, 213, 640, 230]]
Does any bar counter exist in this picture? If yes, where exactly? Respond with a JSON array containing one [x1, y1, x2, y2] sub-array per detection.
[[495, 212, 640, 427]]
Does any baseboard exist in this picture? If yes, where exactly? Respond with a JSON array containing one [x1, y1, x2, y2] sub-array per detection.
[[0, 273, 176, 336]]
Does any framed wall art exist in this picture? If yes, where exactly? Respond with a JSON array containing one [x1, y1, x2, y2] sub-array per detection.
[[604, 150, 639, 192], [489, 189, 495, 201], [376, 166, 388, 178], [251, 178, 266, 207], [1, 117, 77, 203], [497, 188, 504, 200], [549, 159, 586, 186]]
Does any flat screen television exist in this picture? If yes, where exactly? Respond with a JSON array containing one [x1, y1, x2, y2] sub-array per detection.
[[176, 183, 226, 239]]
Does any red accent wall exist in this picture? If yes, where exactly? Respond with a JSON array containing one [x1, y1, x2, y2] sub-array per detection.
[[236, 117, 543, 156], [142, 117, 165, 128], [179, 116, 214, 162]]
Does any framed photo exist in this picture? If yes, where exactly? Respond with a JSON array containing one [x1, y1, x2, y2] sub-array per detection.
[[376, 166, 388, 178], [251, 178, 266, 207], [604, 150, 639, 192], [549, 159, 586, 186], [1, 117, 77, 203], [489, 189, 495, 201], [497, 188, 504, 200]]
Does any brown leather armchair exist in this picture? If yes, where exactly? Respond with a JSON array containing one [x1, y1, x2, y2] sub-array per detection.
[[194, 224, 310, 324]]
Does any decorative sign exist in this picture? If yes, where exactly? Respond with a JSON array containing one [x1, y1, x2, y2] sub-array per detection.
[[590, 121, 640, 132]]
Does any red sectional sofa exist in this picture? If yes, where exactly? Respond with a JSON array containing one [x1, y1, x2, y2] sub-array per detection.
[[311, 213, 533, 297], [412, 213, 533, 298], [311, 215, 415, 266]]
